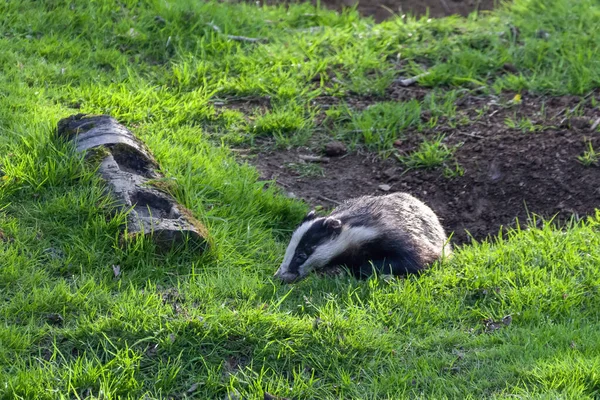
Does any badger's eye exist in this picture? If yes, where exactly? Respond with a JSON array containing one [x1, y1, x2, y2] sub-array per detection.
[[296, 252, 308, 262]]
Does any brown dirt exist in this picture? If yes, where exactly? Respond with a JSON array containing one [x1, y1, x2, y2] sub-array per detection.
[[315, 0, 497, 22], [241, 86, 600, 245], [237, 0, 497, 21]]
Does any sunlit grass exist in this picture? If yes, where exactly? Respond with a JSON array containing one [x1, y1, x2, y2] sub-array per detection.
[[1, 0, 600, 398]]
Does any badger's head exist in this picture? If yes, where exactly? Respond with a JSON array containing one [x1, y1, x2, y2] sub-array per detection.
[[274, 210, 344, 283]]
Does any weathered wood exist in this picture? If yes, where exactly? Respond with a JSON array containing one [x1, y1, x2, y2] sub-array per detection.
[[57, 114, 210, 253]]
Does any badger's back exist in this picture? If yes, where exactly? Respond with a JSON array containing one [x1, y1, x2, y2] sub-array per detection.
[[327, 192, 451, 277]]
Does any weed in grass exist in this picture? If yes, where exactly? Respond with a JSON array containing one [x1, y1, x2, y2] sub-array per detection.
[[504, 116, 518, 129], [577, 141, 599, 166], [346, 69, 396, 96], [398, 135, 459, 170], [421, 89, 460, 122], [251, 102, 315, 146], [323, 103, 352, 126], [285, 162, 325, 177], [443, 161, 466, 178], [504, 115, 543, 133], [342, 101, 421, 153]]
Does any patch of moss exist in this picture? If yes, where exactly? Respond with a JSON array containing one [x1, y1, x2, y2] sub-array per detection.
[[178, 205, 213, 251], [144, 178, 179, 197], [84, 146, 111, 166]]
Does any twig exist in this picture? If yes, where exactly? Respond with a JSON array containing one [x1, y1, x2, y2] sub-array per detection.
[[395, 71, 431, 87], [207, 22, 222, 33], [225, 34, 266, 43], [379, 4, 398, 19], [289, 26, 324, 34], [317, 195, 341, 205], [456, 131, 484, 139], [554, 103, 584, 120], [553, 108, 567, 120], [299, 155, 330, 163], [207, 22, 267, 43], [438, 0, 451, 14], [591, 117, 600, 132]]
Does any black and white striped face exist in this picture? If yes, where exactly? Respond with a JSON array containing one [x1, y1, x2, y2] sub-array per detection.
[[274, 212, 342, 283], [274, 210, 379, 283]]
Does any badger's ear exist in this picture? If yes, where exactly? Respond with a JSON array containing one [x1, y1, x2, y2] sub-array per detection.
[[302, 210, 317, 222], [324, 217, 342, 233]]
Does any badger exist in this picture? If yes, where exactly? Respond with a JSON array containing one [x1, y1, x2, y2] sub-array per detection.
[[274, 192, 452, 283]]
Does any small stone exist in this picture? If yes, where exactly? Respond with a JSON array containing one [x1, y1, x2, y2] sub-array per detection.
[[146, 343, 158, 357], [569, 117, 590, 130], [0, 229, 11, 243], [379, 184, 391, 192], [46, 313, 64, 326], [382, 167, 398, 179], [313, 317, 323, 330], [535, 29, 550, 40], [323, 141, 347, 157], [502, 63, 518, 74], [187, 383, 199, 394], [224, 389, 242, 400]]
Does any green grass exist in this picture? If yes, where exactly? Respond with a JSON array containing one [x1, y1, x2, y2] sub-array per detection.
[[397, 135, 458, 170], [504, 115, 544, 133], [1, 0, 600, 398], [577, 141, 599, 166], [285, 162, 326, 178], [345, 101, 422, 153]]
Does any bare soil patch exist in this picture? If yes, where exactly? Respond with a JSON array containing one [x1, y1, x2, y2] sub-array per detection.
[[229, 0, 497, 21], [314, 0, 497, 22], [244, 86, 600, 245]]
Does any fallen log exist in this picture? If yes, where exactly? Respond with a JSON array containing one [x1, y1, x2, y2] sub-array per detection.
[[57, 114, 210, 253]]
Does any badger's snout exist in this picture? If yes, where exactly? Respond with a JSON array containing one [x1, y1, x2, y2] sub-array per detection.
[[274, 266, 301, 283]]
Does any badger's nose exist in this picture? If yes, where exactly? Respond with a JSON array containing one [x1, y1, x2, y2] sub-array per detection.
[[274, 267, 299, 283]]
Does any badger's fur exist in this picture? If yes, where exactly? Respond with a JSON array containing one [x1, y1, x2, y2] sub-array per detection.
[[274, 192, 452, 283]]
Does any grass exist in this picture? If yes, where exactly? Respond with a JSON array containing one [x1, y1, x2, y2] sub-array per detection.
[[397, 135, 458, 170], [1, 0, 600, 398], [285, 162, 326, 178], [577, 141, 599, 166], [344, 101, 422, 153], [504, 115, 544, 133]]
